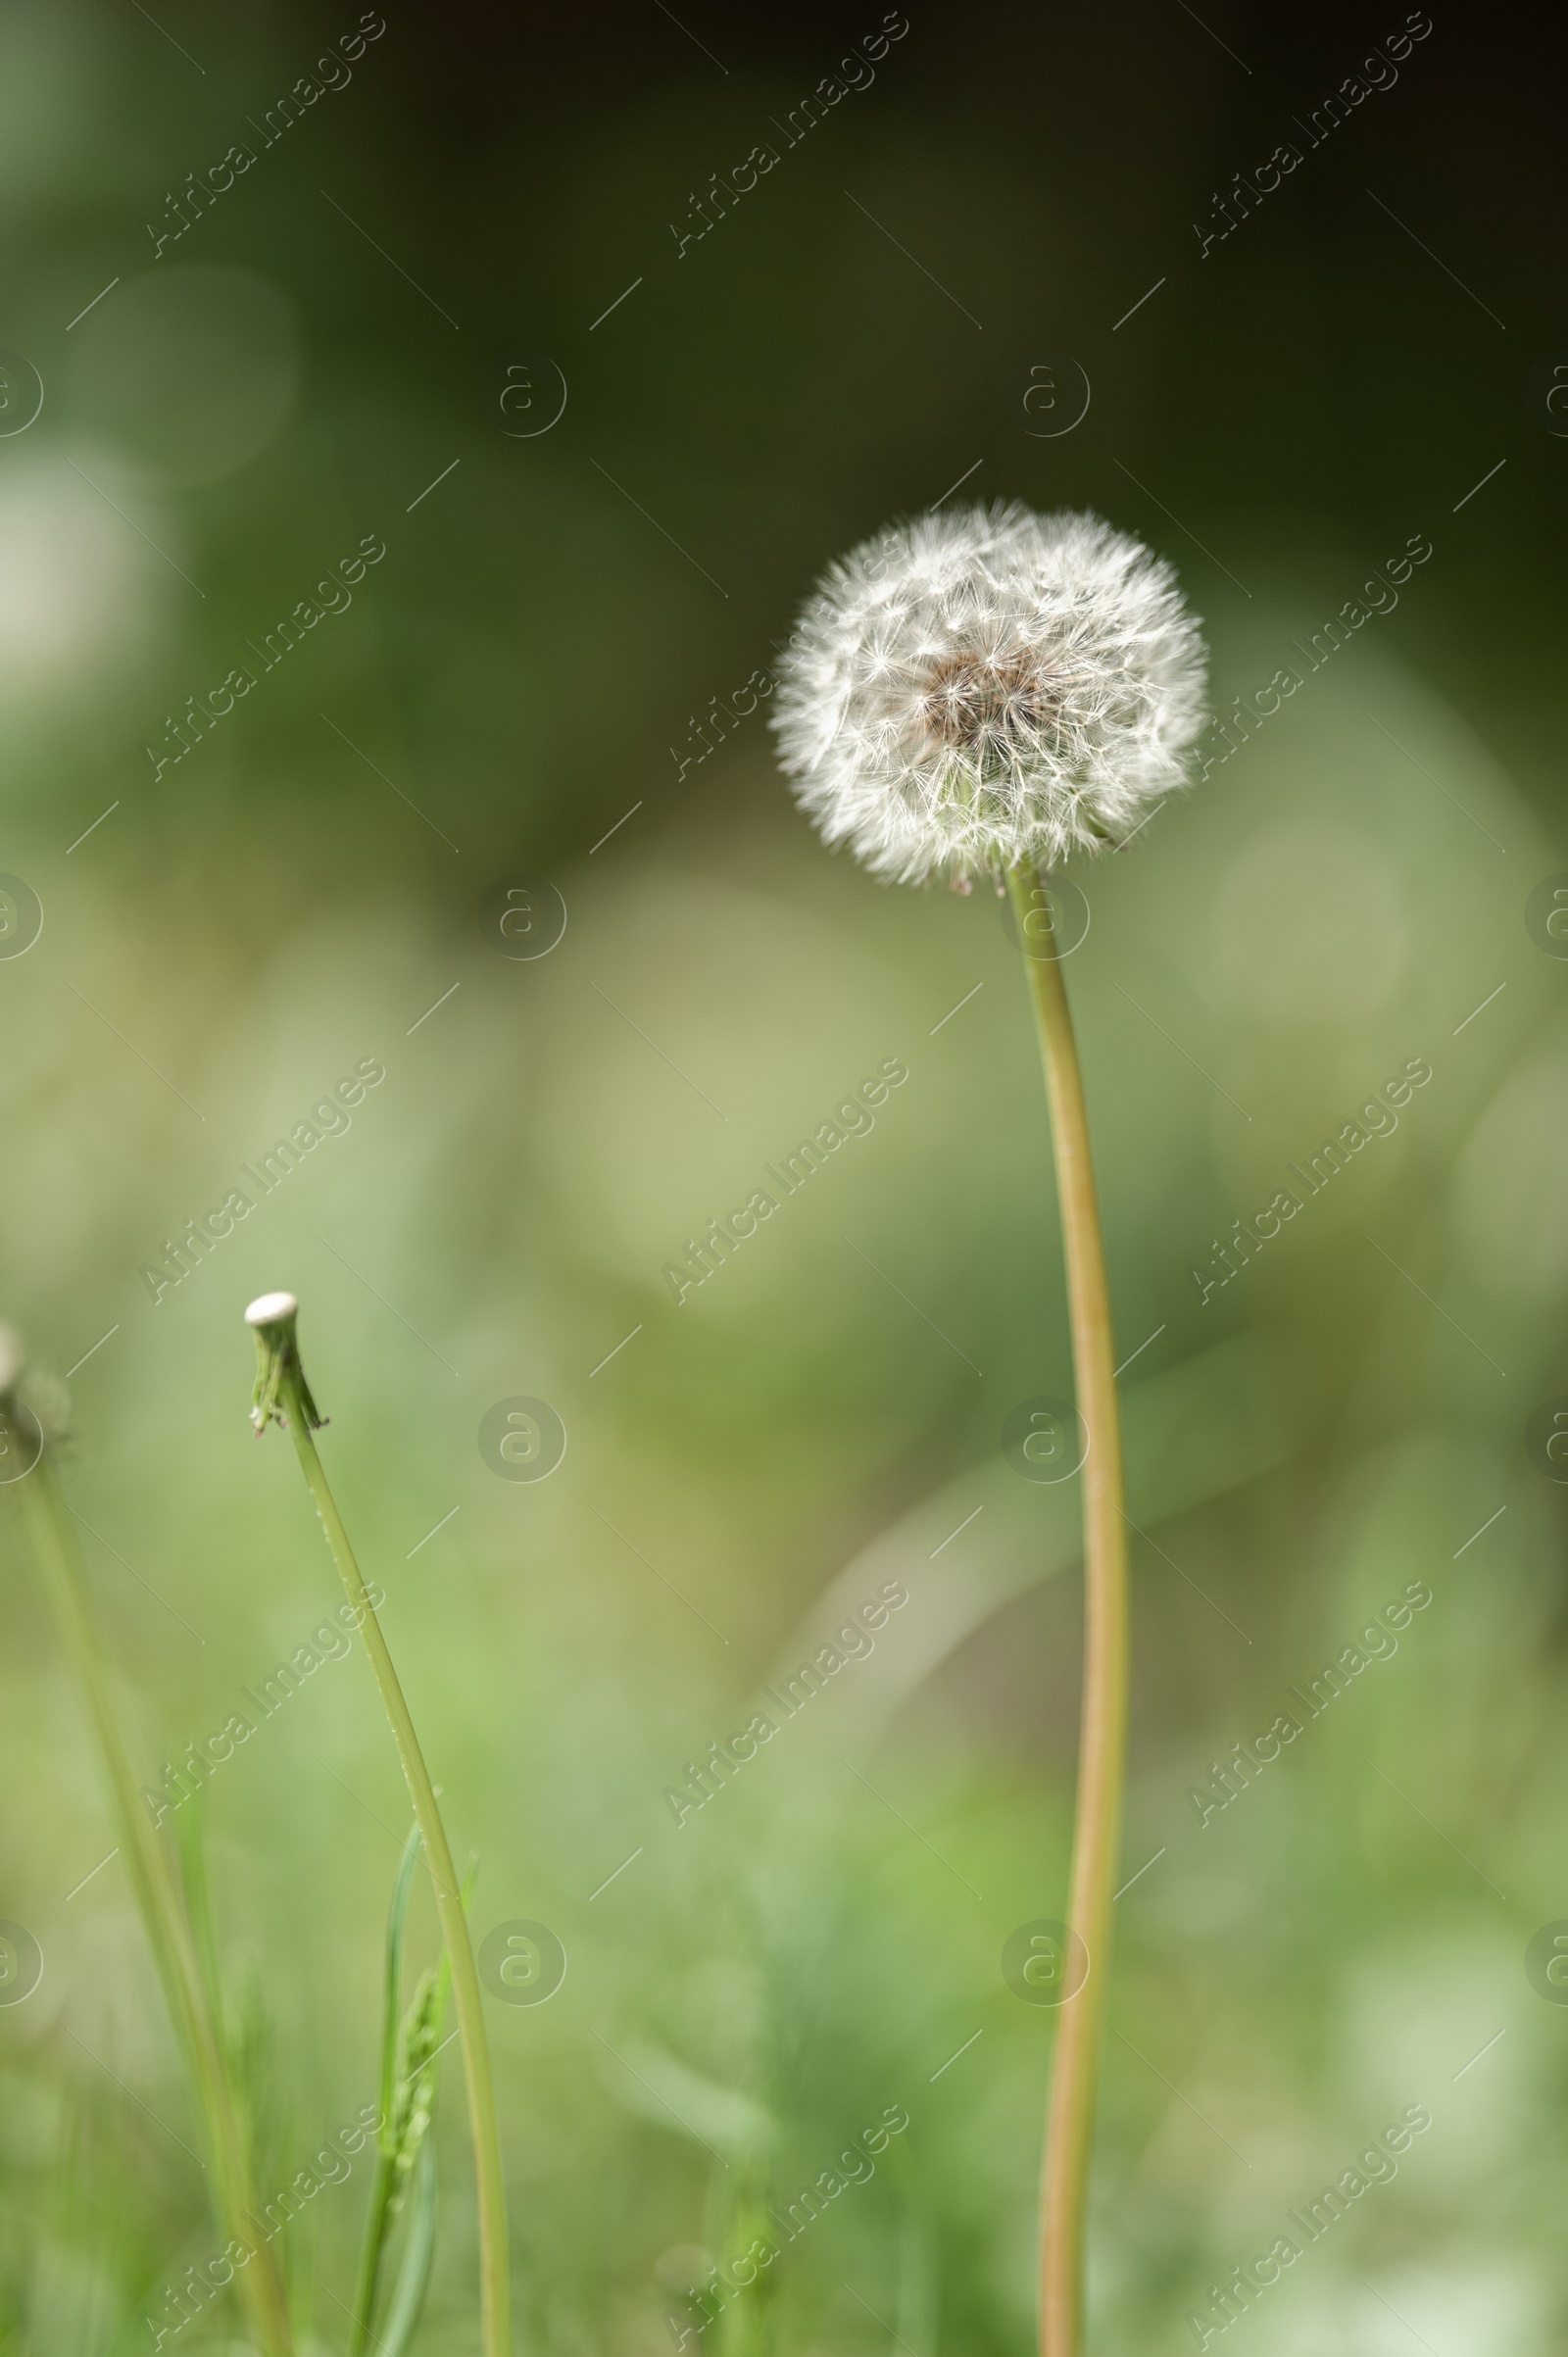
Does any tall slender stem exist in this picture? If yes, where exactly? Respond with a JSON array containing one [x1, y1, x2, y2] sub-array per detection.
[[1005, 864, 1130, 2357], [18, 1451, 295, 2357], [277, 1372, 512, 2357]]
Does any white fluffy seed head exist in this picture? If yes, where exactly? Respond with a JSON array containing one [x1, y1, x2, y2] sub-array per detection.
[[771, 502, 1207, 888]]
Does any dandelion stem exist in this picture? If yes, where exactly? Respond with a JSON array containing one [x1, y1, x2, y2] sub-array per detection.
[[265, 1345, 511, 2357], [1005, 865, 1130, 2357], [17, 1444, 295, 2357]]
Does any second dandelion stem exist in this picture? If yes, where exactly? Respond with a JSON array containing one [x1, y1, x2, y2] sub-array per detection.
[[19, 1452, 295, 2357], [1006, 864, 1130, 2357], [276, 1369, 512, 2357]]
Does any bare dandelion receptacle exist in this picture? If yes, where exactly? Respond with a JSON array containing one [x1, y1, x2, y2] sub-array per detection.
[[246, 1290, 324, 1434]]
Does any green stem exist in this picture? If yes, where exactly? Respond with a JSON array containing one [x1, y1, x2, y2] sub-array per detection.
[[1005, 864, 1130, 2357], [18, 1452, 295, 2357], [279, 1371, 512, 2357]]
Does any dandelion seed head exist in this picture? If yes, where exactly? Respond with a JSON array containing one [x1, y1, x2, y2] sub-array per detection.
[[771, 502, 1207, 887]]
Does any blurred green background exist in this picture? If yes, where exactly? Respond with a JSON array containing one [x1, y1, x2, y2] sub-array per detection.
[[2, 1, 1566, 2350]]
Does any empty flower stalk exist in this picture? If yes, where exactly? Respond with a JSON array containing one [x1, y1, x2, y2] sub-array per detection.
[[245, 1292, 512, 2357]]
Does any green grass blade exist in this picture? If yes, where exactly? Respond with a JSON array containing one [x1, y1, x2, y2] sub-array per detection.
[[350, 1820, 422, 2356], [172, 1782, 224, 2053], [382, 1823, 424, 2126], [376, 2135, 439, 2357], [16, 1448, 296, 2357]]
